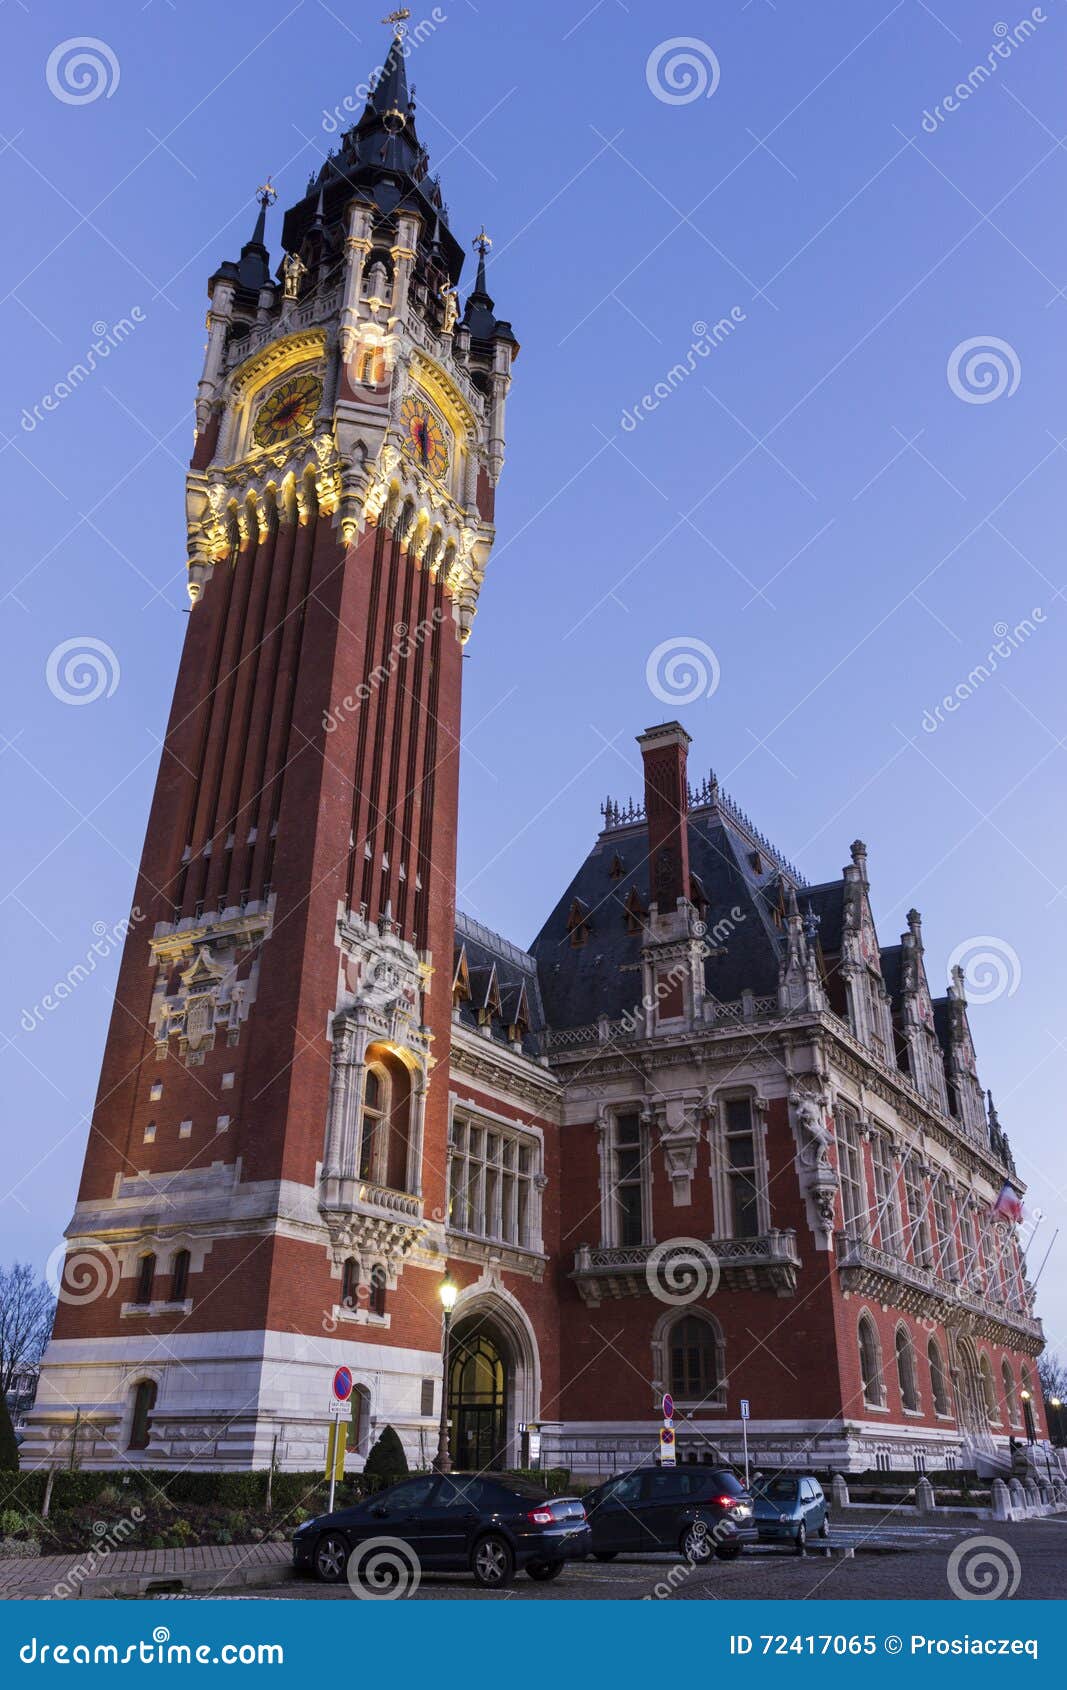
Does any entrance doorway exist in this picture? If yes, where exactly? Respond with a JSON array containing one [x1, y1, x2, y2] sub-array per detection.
[[449, 1322, 508, 1471]]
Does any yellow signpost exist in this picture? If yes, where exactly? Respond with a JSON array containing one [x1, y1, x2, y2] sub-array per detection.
[[325, 1415, 346, 1490]]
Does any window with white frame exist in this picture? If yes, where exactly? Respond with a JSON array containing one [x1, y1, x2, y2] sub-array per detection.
[[903, 1159, 934, 1268], [722, 1097, 763, 1239], [608, 1111, 648, 1246], [448, 1114, 540, 1249], [870, 1132, 902, 1254], [931, 1177, 958, 1279], [835, 1110, 869, 1240]]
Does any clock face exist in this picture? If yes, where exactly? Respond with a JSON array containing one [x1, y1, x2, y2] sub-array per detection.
[[253, 373, 322, 448], [400, 394, 449, 478]]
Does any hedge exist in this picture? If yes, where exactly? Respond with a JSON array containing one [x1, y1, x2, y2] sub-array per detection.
[[0, 1470, 333, 1515]]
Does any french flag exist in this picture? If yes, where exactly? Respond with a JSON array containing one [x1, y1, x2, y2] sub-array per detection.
[[991, 1181, 1024, 1224]]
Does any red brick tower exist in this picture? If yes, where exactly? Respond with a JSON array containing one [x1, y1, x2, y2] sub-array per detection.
[[28, 26, 517, 1469]]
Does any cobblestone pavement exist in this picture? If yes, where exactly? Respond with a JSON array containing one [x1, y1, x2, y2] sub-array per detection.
[[0, 1541, 288, 1599]]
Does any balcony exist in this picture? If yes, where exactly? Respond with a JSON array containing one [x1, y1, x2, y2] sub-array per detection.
[[835, 1234, 1043, 1352], [572, 1230, 801, 1307], [319, 1177, 425, 1265]]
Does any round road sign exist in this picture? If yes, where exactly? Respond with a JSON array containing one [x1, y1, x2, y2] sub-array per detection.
[[332, 1365, 354, 1403]]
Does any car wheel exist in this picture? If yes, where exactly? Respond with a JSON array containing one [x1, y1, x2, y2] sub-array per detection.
[[819, 1514, 830, 1539], [680, 1522, 713, 1564], [526, 1560, 565, 1582], [593, 1551, 618, 1562], [795, 1521, 807, 1553], [472, 1533, 515, 1589], [313, 1532, 349, 1584]]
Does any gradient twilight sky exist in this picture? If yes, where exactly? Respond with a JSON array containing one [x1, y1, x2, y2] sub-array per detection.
[[1, 1, 1064, 1353]]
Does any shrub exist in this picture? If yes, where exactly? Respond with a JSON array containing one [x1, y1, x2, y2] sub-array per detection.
[[0, 1509, 25, 1537], [364, 1426, 408, 1484]]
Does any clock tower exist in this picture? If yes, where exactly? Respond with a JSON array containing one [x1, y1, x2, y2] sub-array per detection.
[[28, 24, 517, 1469]]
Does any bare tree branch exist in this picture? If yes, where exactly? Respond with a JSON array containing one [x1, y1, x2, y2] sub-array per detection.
[[0, 1263, 56, 1395]]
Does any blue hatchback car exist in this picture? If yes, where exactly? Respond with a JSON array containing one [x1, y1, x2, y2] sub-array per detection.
[[752, 1475, 830, 1550]]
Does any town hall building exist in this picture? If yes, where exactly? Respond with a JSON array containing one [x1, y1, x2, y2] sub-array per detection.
[[25, 26, 1046, 1480]]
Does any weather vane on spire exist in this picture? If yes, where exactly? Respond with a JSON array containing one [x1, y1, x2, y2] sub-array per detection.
[[256, 177, 277, 210], [473, 226, 493, 257], [382, 7, 410, 36]]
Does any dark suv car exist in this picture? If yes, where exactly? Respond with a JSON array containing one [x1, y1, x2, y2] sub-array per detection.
[[293, 1473, 590, 1588], [583, 1465, 756, 1562]]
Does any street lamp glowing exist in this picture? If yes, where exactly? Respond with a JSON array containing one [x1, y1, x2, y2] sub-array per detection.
[[1051, 1397, 1062, 1408], [439, 1278, 458, 1313], [1021, 1389, 1031, 1401]]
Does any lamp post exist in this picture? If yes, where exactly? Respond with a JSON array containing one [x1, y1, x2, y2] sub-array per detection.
[[433, 1277, 458, 1473], [1021, 1387, 1037, 1445], [1050, 1396, 1063, 1447]]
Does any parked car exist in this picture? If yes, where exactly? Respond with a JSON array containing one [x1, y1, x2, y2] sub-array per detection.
[[293, 1473, 590, 1589], [752, 1475, 829, 1549], [583, 1465, 757, 1563]]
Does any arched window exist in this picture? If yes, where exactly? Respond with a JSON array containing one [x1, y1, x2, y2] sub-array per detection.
[[858, 1315, 885, 1407], [134, 1253, 156, 1306], [1002, 1361, 1019, 1426], [895, 1326, 920, 1412], [341, 1257, 359, 1310], [368, 1263, 387, 1319], [359, 1067, 388, 1181], [979, 1354, 999, 1423], [668, 1314, 724, 1405], [170, 1249, 190, 1303], [928, 1338, 951, 1417], [128, 1379, 157, 1451]]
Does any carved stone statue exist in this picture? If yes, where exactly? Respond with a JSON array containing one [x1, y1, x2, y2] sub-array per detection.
[[282, 251, 308, 300], [793, 1091, 833, 1160], [439, 283, 459, 335]]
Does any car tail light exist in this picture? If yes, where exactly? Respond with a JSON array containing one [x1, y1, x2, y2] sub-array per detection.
[[710, 1495, 741, 1509], [527, 1507, 554, 1525]]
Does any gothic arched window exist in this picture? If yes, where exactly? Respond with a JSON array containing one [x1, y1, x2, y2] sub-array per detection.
[[1002, 1361, 1019, 1426], [134, 1253, 156, 1306], [858, 1314, 884, 1407], [368, 1263, 387, 1319], [668, 1314, 724, 1405], [895, 1326, 920, 1412], [928, 1338, 951, 1417], [341, 1257, 359, 1310]]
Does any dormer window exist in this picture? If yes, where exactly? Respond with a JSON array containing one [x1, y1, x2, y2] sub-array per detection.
[[623, 885, 647, 935], [567, 899, 591, 948]]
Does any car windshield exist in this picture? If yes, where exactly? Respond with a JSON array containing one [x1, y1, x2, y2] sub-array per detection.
[[758, 1478, 799, 1502]]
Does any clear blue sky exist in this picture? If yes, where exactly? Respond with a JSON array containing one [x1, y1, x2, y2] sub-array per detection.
[[1, 0, 1064, 1355]]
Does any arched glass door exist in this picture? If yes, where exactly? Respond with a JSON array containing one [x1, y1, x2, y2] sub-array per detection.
[[449, 1327, 507, 1471]]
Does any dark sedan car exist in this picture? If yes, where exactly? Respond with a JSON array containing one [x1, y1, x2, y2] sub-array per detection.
[[583, 1465, 757, 1563], [293, 1473, 590, 1589]]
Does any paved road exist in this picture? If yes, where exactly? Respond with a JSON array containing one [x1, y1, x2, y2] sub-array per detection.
[[224, 1518, 1066, 1602]]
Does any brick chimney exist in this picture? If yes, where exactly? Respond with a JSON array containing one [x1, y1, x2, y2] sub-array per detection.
[[638, 721, 692, 913]]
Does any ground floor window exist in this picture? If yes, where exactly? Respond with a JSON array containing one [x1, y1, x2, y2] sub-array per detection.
[[668, 1314, 724, 1405], [128, 1379, 157, 1451]]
